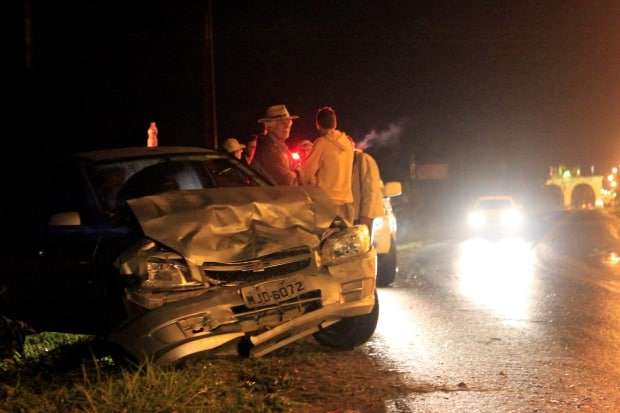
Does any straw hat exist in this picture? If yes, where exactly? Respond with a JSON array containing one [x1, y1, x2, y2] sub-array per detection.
[[258, 104, 300, 123], [223, 138, 245, 153]]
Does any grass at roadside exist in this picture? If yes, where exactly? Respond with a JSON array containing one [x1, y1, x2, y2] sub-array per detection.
[[0, 333, 417, 412]]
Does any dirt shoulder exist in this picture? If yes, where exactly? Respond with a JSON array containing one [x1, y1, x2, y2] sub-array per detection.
[[0, 334, 422, 412], [247, 340, 417, 412]]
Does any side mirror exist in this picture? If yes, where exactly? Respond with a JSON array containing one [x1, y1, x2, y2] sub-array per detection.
[[49, 211, 81, 226], [383, 181, 402, 198]]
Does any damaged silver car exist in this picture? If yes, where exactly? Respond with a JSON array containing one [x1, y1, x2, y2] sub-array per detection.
[[0, 147, 378, 364]]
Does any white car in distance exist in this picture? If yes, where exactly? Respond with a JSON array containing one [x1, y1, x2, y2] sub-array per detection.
[[467, 195, 524, 234]]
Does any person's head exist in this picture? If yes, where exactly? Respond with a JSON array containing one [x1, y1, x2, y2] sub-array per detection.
[[258, 104, 299, 141], [223, 138, 245, 160], [299, 139, 314, 158], [316, 106, 337, 133], [243, 135, 258, 162]]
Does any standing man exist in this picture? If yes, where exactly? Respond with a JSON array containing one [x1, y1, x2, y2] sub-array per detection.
[[351, 148, 384, 235], [300, 106, 355, 223], [252, 105, 299, 185]]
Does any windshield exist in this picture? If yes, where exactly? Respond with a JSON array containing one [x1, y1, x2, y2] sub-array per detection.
[[88, 154, 267, 213], [476, 199, 514, 209]]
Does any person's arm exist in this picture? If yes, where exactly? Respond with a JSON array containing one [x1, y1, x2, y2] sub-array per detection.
[[269, 145, 297, 185], [299, 139, 323, 185], [253, 142, 295, 185]]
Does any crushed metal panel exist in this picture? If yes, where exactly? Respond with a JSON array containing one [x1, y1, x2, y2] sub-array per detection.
[[127, 186, 338, 265]]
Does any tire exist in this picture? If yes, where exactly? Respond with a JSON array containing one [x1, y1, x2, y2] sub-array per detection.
[[377, 239, 398, 287], [313, 292, 379, 350]]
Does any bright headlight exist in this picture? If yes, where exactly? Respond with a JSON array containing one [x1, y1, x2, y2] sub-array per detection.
[[373, 215, 397, 234], [144, 257, 203, 291], [372, 217, 385, 232], [501, 208, 523, 229], [321, 225, 371, 266], [468, 211, 485, 228], [388, 214, 397, 233]]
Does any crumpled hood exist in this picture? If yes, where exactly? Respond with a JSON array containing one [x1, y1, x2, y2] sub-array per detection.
[[127, 186, 338, 265]]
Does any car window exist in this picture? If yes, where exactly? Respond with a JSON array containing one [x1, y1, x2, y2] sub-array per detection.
[[477, 199, 513, 209], [88, 155, 265, 213], [46, 164, 84, 213], [205, 158, 261, 187]]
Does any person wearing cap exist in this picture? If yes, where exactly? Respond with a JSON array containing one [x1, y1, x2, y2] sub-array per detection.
[[300, 106, 355, 223], [252, 105, 299, 185], [223, 138, 246, 160]]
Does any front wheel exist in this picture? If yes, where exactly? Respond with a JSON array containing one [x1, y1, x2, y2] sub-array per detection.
[[313, 292, 379, 350], [377, 239, 398, 287]]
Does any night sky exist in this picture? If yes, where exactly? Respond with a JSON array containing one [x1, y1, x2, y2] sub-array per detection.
[[10, 0, 620, 192], [214, 0, 620, 186]]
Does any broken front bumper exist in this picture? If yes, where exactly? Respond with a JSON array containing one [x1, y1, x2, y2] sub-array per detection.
[[110, 248, 376, 364]]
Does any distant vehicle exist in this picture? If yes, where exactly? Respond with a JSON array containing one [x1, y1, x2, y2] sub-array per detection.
[[0, 147, 379, 364], [467, 195, 524, 234], [374, 181, 402, 286]]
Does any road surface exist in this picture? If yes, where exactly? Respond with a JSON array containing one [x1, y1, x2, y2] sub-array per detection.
[[371, 209, 620, 412]]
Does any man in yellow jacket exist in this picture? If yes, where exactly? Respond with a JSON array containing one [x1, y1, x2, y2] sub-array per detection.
[[300, 106, 355, 223]]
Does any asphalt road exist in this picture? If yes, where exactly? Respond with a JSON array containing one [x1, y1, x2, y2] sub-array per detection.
[[371, 209, 620, 412]]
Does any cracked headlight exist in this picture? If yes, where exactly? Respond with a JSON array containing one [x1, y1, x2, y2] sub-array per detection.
[[320, 225, 371, 266], [144, 257, 203, 291]]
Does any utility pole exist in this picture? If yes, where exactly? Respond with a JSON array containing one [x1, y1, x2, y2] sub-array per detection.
[[24, 0, 33, 70], [204, 0, 218, 149]]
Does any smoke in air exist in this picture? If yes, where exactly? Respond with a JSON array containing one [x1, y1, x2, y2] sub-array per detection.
[[357, 121, 404, 150]]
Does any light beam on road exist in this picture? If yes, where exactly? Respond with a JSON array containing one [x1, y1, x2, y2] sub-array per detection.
[[372, 289, 434, 370], [456, 238, 535, 323]]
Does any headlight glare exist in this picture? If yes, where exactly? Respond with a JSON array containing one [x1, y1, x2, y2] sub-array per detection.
[[468, 211, 485, 228], [501, 208, 523, 229], [372, 217, 384, 232], [321, 225, 371, 266]]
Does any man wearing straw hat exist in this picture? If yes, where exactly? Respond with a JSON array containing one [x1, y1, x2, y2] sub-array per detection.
[[252, 104, 299, 185]]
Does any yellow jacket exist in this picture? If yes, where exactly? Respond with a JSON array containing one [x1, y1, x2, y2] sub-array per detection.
[[300, 129, 355, 204]]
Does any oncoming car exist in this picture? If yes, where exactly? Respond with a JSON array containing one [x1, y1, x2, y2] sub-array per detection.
[[467, 195, 524, 234], [0, 147, 378, 364]]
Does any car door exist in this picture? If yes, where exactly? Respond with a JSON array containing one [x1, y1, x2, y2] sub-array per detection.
[[33, 162, 106, 333], [0, 171, 46, 325]]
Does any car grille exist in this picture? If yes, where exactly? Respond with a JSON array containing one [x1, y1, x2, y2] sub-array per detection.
[[201, 247, 312, 283]]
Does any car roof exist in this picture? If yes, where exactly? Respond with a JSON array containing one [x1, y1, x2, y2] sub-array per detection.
[[477, 195, 514, 201], [76, 146, 218, 163]]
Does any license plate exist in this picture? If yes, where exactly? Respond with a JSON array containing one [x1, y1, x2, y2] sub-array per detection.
[[241, 276, 306, 309]]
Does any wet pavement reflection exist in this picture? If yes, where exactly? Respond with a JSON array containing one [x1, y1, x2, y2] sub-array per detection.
[[370, 210, 620, 412], [456, 238, 535, 323]]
